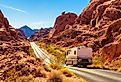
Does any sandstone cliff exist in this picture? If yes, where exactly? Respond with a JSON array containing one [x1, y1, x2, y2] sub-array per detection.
[[30, 28, 52, 41], [16, 29, 27, 40], [0, 10, 19, 41], [40, 0, 121, 71], [49, 12, 77, 38], [0, 10, 84, 81]]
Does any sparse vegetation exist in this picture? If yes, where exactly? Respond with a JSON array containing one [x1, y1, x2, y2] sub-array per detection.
[[47, 71, 63, 82], [60, 68, 74, 77], [92, 54, 103, 68], [36, 41, 66, 65], [28, 46, 36, 58], [50, 63, 62, 70], [16, 75, 34, 82]]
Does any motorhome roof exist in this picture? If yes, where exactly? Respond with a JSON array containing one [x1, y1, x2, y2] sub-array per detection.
[[67, 46, 87, 50]]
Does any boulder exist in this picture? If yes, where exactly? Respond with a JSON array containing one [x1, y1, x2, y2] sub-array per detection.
[[49, 12, 77, 38]]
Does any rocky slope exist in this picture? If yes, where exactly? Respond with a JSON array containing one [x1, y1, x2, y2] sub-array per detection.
[[0, 10, 19, 41], [30, 28, 52, 41], [16, 29, 27, 40], [49, 12, 77, 38], [38, 0, 121, 71], [0, 10, 85, 82]]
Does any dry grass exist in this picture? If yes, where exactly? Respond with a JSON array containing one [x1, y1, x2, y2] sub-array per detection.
[[60, 68, 74, 77], [28, 46, 36, 58], [33, 42, 86, 82], [50, 63, 62, 70], [16, 75, 34, 82], [47, 71, 63, 82], [36, 41, 66, 65]]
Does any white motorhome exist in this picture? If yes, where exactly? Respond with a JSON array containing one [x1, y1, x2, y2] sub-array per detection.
[[65, 46, 92, 67]]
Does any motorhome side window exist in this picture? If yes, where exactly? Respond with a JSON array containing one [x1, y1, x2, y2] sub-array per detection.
[[74, 51, 76, 55], [67, 50, 71, 55]]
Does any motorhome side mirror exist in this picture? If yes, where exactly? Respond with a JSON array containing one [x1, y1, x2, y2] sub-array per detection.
[[65, 52, 67, 55]]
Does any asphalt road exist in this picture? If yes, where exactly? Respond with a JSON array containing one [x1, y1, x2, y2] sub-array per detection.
[[30, 42, 51, 65], [30, 42, 121, 82]]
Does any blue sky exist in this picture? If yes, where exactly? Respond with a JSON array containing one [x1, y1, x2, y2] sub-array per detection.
[[0, 0, 89, 29]]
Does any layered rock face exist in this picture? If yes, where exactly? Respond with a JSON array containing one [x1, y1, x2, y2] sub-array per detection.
[[0, 10, 19, 41], [49, 12, 77, 38], [0, 11, 37, 81], [16, 29, 27, 40], [0, 11, 84, 81], [30, 28, 51, 41], [42, 0, 121, 71]]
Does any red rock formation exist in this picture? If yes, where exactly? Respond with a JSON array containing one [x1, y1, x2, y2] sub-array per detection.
[[16, 29, 27, 40], [0, 10, 19, 41], [101, 42, 121, 61], [42, 0, 121, 71], [49, 12, 77, 38], [0, 11, 84, 81], [48, 0, 121, 47], [30, 28, 51, 41]]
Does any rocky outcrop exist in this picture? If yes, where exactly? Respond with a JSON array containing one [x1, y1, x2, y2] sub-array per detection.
[[48, 0, 121, 48], [16, 29, 27, 40], [41, 0, 121, 71], [101, 42, 121, 62], [49, 12, 77, 38], [30, 28, 51, 41], [0, 10, 86, 82], [0, 10, 19, 41], [97, 41, 121, 70]]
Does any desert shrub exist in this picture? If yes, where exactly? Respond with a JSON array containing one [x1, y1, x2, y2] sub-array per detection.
[[22, 66, 31, 75], [60, 68, 74, 77], [43, 64, 51, 72], [38, 42, 66, 65], [47, 71, 62, 82], [92, 53, 103, 68], [28, 47, 36, 58], [16, 74, 34, 82], [50, 63, 62, 70], [5, 68, 18, 81]]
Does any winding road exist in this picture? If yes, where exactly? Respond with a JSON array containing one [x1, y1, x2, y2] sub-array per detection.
[[30, 42, 121, 82]]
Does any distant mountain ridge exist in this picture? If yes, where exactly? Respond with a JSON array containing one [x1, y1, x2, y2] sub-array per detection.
[[19, 25, 39, 38], [29, 27, 52, 41]]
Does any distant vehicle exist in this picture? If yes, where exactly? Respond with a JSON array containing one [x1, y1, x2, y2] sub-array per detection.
[[65, 46, 92, 67]]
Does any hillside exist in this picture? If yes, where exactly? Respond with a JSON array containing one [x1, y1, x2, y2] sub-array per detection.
[[33, 0, 121, 71], [0, 10, 85, 82], [30, 28, 52, 41]]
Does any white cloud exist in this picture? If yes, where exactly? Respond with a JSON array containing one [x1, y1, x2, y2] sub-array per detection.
[[0, 4, 29, 14]]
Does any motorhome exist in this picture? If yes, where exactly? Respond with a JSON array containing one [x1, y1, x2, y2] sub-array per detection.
[[65, 46, 92, 67]]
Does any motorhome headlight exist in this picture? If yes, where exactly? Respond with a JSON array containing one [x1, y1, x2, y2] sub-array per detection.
[[88, 59, 92, 63]]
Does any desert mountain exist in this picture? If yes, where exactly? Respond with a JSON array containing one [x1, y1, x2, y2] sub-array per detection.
[[19, 25, 38, 38], [0, 10, 84, 81], [30, 27, 52, 41], [32, 0, 121, 71]]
